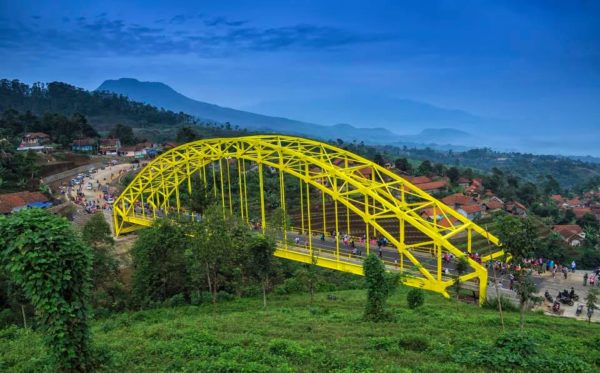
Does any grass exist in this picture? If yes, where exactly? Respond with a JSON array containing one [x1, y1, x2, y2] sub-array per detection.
[[1, 287, 599, 372]]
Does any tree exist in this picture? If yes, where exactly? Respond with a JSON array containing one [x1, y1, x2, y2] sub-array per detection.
[[433, 162, 445, 176], [577, 213, 599, 230], [109, 123, 137, 145], [188, 176, 214, 216], [131, 219, 191, 306], [495, 215, 538, 262], [513, 271, 541, 330], [406, 288, 425, 309], [186, 206, 233, 303], [446, 167, 460, 184], [296, 252, 319, 303], [176, 126, 200, 144], [373, 152, 385, 166], [394, 158, 412, 174], [495, 214, 540, 330], [418, 160, 433, 175], [248, 234, 276, 307], [560, 209, 576, 224], [81, 213, 125, 310], [363, 254, 398, 321], [0, 209, 93, 371], [584, 288, 598, 324]]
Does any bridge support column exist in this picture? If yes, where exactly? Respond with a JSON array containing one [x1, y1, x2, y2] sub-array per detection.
[[258, 162, 266, 233]]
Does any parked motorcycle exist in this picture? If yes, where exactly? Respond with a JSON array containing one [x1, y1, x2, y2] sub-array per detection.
[[552, 300, 561, 313], [556, 292, 574, 306], [544, 290, 553, 303]]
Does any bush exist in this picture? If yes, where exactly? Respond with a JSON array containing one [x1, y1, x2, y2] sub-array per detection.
[[454, 331, 590, 371], [166, 293, 187, 308], [406, 288, 425, 309], [483, 296, 518, 312], [398, 335, 429, 352]]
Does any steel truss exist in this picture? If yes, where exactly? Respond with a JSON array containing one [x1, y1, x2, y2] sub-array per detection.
[[113, 135, 503, 303]]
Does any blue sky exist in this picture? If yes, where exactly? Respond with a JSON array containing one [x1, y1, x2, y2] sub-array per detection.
[[1, 0, 599, 154]]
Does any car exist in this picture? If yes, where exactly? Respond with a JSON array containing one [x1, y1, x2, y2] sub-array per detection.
[[86, 183, 93, 190], [72, 178, 81, 185], [107, 197, 114, 204]]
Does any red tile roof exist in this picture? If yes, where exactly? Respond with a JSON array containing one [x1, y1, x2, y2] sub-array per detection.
[[573, 207, 593, 219], [438, 216, 460, 228], [406, 176, 432, 184], [442, 193, 474, 206], [550, 194, 563, 203], [460, 204, 482, 214], [552, 224, 583, 240], [483, 199, 504, 210], [413, 180, 448, 192], [0, 191, 49, 214]]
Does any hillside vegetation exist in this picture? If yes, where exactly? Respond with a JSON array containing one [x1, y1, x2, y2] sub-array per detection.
[[1, 287, 599, 372], [0, 79, 194, 130]]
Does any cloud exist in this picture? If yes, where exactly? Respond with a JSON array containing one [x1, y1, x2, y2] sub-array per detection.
[[0, 14, 390, 58]]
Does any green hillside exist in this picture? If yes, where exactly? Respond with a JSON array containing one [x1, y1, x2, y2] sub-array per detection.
[[2, 287, 598, 372]]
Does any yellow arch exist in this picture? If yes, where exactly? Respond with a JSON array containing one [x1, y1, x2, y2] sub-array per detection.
[[113, 135, 503, 303]]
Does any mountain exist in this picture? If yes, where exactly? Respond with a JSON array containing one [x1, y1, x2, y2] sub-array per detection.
[[96, 78, 402, 143], [244, 94, 486, 135]]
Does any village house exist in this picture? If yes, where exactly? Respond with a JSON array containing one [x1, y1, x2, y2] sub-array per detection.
[[458, 204, 483, 220], [572, 207, 593, 219], [99, 138, 121, 155], [441, 192, 477, 208], [457, 177, 471, 188], [0, 191, 51, 214], [119, 145, 145, 158], [505, 201, 527, 217], [17, 132, 52, 153], [481, 197, 504, 213], [552, 224, 585, 247], [71, 138, 97, 153], [413, 180, 448, 194]]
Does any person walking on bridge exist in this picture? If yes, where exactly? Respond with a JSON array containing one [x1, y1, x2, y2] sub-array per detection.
[[584, 272, 588, 286], [571, 260, 576, 273]]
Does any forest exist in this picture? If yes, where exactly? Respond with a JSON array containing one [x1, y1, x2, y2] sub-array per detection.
[[0, 79, 195, 129]]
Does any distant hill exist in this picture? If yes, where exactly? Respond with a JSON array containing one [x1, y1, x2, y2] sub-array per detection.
[[96, 78, 403, 143], [0, 79, 194, 130]]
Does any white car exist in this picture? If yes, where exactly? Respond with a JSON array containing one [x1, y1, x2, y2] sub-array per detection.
[[107, 197, 114, 204], [86, 183, 93, 190]]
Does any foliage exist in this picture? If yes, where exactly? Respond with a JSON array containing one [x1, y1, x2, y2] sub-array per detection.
[[176, 126, 201, 144], [131, 219, 191, 307], [483, 296, 519, 312], [81, 213, 127, 312], [406, 288, 424, 309], [585, 288, 599, 324], [2, 288, 599, 372], [454, 331, 590, 371], [0, 79, 195, 129], [495, 214, 538, 261], [513, 271, 541, 330], [0, 209, 93, 371], [108, 124, 137, 145], [363, 254, 397, 322], [248, 234, 276, 307], [0, 138, 40, 192]]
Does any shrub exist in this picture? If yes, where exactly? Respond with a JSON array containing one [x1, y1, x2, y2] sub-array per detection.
[[363, 254, 398, 322], [483, 296, 518, 312], [406, 288, 425, 309], [398, 335, 429, 352], [166, 293, 187, 308]]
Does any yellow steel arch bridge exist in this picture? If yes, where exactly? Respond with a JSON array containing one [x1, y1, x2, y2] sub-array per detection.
[[113, 135, 503, 304]]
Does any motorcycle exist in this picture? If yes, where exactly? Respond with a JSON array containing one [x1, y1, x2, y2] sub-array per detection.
[[544, 290, 553, 303], [552, 300, 561, 313], [556, 292, 574, 306]]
